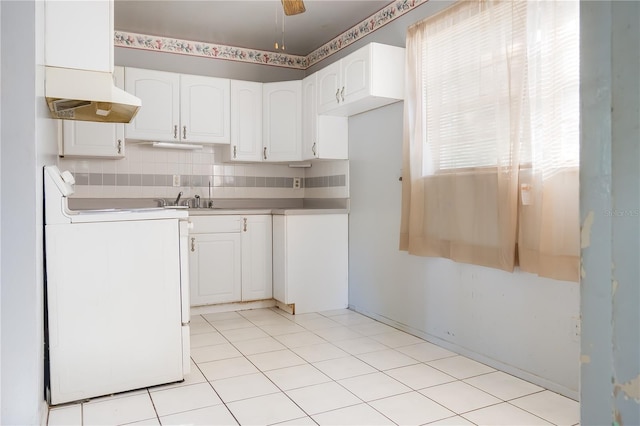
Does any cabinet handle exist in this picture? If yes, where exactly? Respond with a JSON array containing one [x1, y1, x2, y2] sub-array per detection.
[[191, 237, 195, 252], [174, 125, 178, 139], [341, 87, 345, 102], [233, 146, 237, 159], [183, 125, 187, 140], [117, 139, 122, 154], [243, 218, 247, 232], [335, 88, 340, 103], [312, 142, 317, 156], [263, 147, 267, 160]]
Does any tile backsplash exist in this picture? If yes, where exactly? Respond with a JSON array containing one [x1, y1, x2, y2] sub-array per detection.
[[57, 144, 348, 199]]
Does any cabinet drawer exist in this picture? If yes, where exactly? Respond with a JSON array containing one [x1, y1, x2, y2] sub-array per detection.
[[189, 215, 241, 233]]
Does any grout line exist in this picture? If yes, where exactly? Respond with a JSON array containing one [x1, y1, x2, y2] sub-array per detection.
[[504, 398, 562, 426], [231, 310, 409, 423], [145, 388, 161, 424], [185, 308, 569, 425], [211, 316, 318, 423]]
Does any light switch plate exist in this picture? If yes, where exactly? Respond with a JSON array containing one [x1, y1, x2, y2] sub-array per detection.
[[173, 175, 181, 187]]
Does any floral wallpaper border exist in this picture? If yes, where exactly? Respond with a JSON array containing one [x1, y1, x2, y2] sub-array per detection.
[[114, 31, 307, 69], [114, 0, 428, 70], [306, 0, 427, 67]]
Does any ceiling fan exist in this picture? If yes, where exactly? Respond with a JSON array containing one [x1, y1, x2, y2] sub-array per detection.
[[281, 0, 306, 16]]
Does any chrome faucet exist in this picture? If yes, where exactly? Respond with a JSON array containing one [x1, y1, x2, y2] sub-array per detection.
[[193, 195, 201, 208], [174, 191, 183, 206], [153, 198, 166, 207]]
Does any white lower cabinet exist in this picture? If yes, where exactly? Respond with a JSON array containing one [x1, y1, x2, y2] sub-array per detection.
[[189, 215, 272, 306], [190, 232, 242, 305], [273, 213, 348, 314], [241, 215, 273, 301]]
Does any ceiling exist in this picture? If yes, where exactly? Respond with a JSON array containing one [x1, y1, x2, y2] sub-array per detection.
[[114, 1, 393, 57]]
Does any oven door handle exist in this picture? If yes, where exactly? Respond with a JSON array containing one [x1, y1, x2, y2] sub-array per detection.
[[178, 220, 191, 325]]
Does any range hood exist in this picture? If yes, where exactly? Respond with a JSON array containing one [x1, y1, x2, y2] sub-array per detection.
[[45, 66, 141, 123]]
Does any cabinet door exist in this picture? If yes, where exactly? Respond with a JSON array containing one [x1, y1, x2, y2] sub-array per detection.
[[302, 74, 348, 160], [263, 81, 302, 162], [189, 233, 241, 306], [301, 74, 317, 160], [181, 75, 230, 144], [62, 121, 124, 158], [241, 216, 273, 301], [230, 80, 263, 161], [125, 68, 180, 142], [317, 116, 348, 160], [316, 60, 342, 114], [60, 67, 125, 158], [342, 46, 370, 105], [45, 0, 113, 72]]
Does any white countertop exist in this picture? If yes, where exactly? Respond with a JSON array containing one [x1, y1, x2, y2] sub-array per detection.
[[271, 208, 349, 215], [187, 208, 348, 216], [187, 208, 273, 216]]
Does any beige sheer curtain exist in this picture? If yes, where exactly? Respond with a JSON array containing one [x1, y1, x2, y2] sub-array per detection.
[[517, 0, 580, 281], [400, 0, 580, 282]]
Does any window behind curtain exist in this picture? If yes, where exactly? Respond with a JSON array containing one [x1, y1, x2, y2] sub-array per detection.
[[401, 0, 580, 281], [422, 1, 525, 174], [420, 0, 578, 176]]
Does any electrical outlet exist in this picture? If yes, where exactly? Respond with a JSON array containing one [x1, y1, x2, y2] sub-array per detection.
[[293, 177, 301, 189], [172, 175, 181, 187]]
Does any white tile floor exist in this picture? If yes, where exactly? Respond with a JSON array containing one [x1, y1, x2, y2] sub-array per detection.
[[47, 308, 580, 426]]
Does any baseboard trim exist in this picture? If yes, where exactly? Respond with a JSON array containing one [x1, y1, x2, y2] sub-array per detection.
[[191, 299, 276, 316], [348, 304, 579, 401]]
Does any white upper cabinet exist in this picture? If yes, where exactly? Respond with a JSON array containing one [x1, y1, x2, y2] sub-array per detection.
[[45, 0, 113, 72], [263, 81, 302, 162], [181, 75, 230, 144], [125, 68, 180, 141], [229, 80, 263, 162], [125, 68, 230, 144], [60, 67, 125, 159], [316, 43, 405, 117], [302, 74, 348, 160], [316, 60, 342, 114]]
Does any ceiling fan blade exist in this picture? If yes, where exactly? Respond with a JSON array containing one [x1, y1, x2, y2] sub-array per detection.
[[281, 0, 306, 16]]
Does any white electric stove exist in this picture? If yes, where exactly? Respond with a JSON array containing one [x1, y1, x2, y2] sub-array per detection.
[[44, 165, 191, 405]]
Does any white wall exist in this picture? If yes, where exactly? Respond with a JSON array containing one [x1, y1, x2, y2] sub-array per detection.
[[348, 101, 580, 398], [1, 0, 58, 423]]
